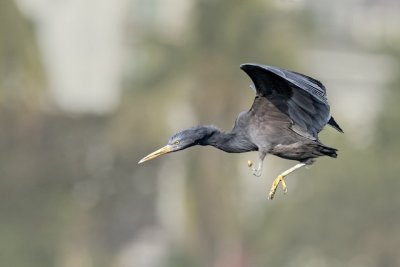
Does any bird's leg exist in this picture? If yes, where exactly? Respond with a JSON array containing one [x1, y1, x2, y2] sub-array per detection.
[[268, 163, 306, 200], [248, 152, 266, 177], [252, 160, 263, 177]]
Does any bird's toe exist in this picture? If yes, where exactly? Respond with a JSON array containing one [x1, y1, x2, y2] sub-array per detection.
[[252, 169, 262, 177], [268, 175, 285, 200]]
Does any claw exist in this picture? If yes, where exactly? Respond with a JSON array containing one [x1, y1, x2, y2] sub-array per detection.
[[267, 163, 306, 200], [252, 168, 262, 177], [268, 175, 285, 200], [281, 178, 288, 194], [248, 160, 262, 177]]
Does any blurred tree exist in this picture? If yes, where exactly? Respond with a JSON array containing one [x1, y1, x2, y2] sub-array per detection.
[[0, 0, 45, 111]]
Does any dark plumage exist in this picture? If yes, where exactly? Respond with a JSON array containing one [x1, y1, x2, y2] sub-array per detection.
[[139, 63, 343, 199]]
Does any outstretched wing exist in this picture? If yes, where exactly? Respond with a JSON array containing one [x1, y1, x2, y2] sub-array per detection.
[[241, 63, 338, 139]]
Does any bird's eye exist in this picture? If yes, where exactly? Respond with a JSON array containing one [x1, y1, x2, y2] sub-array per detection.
[[174, 140, 180, 145]]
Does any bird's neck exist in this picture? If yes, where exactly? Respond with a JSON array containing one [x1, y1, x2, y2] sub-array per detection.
[[202, 128, 255, 153]]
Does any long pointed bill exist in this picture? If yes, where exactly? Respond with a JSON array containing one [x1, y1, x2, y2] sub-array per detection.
[[138, 145, 174, 164]]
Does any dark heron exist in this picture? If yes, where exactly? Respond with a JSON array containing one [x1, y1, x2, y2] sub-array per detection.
[[139, 63, 343, 199]]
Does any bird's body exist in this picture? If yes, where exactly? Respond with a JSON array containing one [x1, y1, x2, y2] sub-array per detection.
[[235, 95, 338, 162], [139, 63, 343, 199]]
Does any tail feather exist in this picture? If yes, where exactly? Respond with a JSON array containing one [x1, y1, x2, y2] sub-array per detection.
[[318, 144, 338, 158], [328, 116, 344, 133]]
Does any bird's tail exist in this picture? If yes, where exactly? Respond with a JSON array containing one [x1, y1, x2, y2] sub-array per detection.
[[318, 144, 338, 158]]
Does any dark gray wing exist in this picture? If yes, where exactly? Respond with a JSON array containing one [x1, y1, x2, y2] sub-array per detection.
[[241, 63, 333, 139]]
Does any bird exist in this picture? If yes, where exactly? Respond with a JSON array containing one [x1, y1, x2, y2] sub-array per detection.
[[139, 63, 343, 199]]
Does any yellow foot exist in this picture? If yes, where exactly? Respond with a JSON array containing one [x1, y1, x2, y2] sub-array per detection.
[[268, 175, 288, 200]]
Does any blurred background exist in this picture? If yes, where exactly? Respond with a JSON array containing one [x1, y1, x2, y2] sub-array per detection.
[[2, 0, 400, 266]]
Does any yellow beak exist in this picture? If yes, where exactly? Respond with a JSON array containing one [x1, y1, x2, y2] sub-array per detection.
[[138, 145, 174, 164]]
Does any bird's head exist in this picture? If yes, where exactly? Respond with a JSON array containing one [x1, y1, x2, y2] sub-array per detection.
[[138, 125, 219, 164]]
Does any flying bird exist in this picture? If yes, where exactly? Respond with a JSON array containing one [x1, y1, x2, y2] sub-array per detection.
[[139, 63, 343, 199]]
